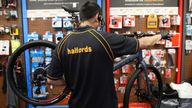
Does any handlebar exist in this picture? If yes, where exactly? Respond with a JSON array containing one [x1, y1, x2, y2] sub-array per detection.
[[122, 32, 172, 40]]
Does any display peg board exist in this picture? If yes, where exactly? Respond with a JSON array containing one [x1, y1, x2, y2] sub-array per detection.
[[27, 0, 97, 18]]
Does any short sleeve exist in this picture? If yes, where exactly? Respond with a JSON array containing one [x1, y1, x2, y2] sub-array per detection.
[[102, 32, 139, 57], [46, 46, 64, 80]]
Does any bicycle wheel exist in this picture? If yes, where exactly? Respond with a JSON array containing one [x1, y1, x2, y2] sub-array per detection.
[[123, 65, 163, 108], [7, 40, 70, 106]]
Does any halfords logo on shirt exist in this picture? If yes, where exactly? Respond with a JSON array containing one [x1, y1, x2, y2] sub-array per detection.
[[67, 46, 92, 54]]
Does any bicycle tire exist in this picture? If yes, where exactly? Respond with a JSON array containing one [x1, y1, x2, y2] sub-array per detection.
[[123, 65, 163, 108], [7, 40, 70, 106]]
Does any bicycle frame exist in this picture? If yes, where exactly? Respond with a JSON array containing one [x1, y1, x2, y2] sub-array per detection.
[[113, 50, 153, 99]]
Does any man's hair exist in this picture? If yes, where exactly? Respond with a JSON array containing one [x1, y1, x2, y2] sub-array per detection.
[[79, 1, 101, 21]]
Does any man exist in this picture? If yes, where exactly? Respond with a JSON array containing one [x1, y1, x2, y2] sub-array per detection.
[[47, 1, 168, 108]]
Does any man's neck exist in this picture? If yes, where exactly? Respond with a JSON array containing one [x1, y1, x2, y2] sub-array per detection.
[[80, 21, 95, 28]]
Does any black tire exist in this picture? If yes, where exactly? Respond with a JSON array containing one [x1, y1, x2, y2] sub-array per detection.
[[7, 40, 70, 106], [123, 65, 163, 108]]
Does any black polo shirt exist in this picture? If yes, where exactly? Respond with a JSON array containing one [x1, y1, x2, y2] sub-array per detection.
[[47, 26, 139, 108]]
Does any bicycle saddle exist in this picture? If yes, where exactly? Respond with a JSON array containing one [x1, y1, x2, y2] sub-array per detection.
[[62, 5, 79, 13]]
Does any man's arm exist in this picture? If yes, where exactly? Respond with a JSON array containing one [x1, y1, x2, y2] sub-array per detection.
[[138, 34, 162, 49]]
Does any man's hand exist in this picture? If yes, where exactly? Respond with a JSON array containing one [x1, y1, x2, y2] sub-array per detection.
[[161, 33, 172, 40]]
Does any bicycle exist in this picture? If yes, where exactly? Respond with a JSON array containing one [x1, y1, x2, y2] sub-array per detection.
[[114, 33, 164, 108], [6, 6, 167, 108]]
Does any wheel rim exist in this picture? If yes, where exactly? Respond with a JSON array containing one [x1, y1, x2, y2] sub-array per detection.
[[7, 40, 70, 106]]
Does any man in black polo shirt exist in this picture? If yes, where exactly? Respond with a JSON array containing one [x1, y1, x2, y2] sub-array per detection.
[[47, 1, 164, 108]]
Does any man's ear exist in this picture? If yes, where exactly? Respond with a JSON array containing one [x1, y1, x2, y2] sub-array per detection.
[[94, 13, 99, 22]]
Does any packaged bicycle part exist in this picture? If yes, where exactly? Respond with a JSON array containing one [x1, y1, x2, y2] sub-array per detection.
[[186, 14, 191, 25], [165, 69, 172, 78], [11, 39, 20, 53], [120, 75, 128, 85], [63, 17, 73, 29], [52, 16, 62, 28], [185, 40, 192, 51], [118, 86, 125, 94], [45, 57, 52, 65], [142, 49, 151, 64], [114, 78, 119, 91], [148, 72, 156, 81], [167, 49, 176, 68], [55, 31, 64, 44], [159, 15, 171, 28], [186, 25, 192, 36], [0, 25, 5, 34], [43, 31, 53, 42], [123, 16, 135, 27], [10, 25, 19, 36], [110, 16, 122, 29], [122, 64, 131, 73], [171, 15, 180, 26], [33, 86, 47, 99], [151, 49, 165, 69], [147, 14, 158, 29], [113, 68, 121, 75], [0, 40, 9, 55], [165, 33, 180, 48], [28, 32, 39, 42]]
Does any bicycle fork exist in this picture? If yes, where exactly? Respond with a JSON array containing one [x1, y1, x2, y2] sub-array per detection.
[[140, 61, 153, 99]]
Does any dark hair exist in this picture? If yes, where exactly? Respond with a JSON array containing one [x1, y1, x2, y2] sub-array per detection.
[[79, 1, 101, 21]]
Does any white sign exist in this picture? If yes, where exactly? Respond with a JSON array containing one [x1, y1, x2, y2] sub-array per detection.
[[0, 40, 10, 55], [27, 9, 71, 18], [110, 7, 178, 15]]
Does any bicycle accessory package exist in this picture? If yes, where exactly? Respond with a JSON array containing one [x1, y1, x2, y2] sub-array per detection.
[[28, 32, 40, 42], [11, 39, 20, 53], [114, 78, 119, 91], [55, 31, 64, 44], [7, 0, 16, 8], [185, 40, 192, 54], [186, 25, 192, 36], [171, 15, 180, 26], [165, 33, 180, 48], [63, 17, 73, 29], [142, 49, 151, 64], [110, 16, 123, 29], [122, 64, 131, 74], [43, 31, 53, 42], [186, 13, 191, 25], [52, 16, 62, 28], [159, 15, 171, 28], [123, 16, 135, 27], [120, 75, 128, 85], [4, 10, 18, 19], [151, 49, 165, 69], [0, 40, 9, 55], [32, 68, 47, 99], [10, 25, 19, 36], [147, 14, 158, 29], [0, 25, 5, 35], [167, 49, 176, 68]]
